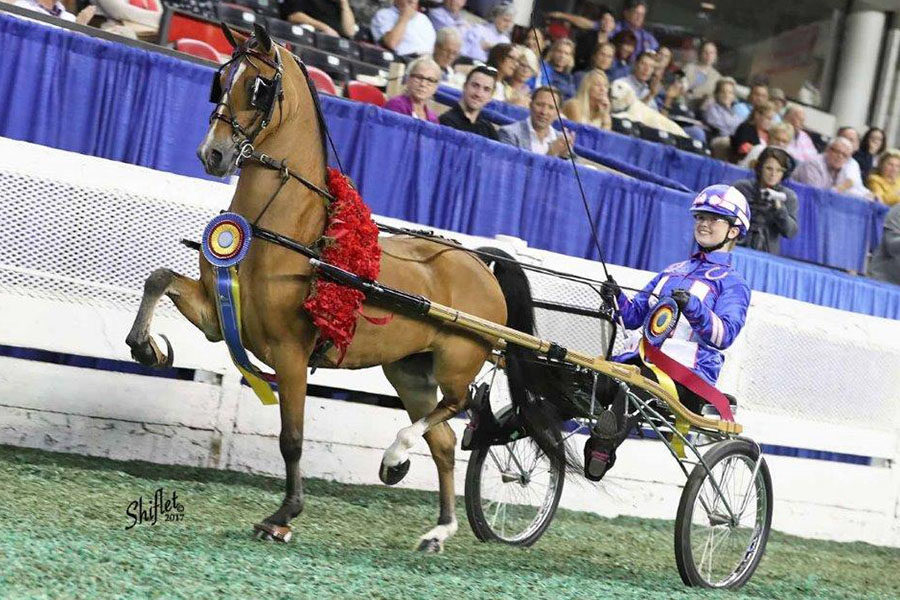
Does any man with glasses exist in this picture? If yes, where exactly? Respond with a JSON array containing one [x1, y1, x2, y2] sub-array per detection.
[[438, 65, 499, 140], [384, 57, 443, 123], [432, 27, 463, 83], [793, 137, 873, 198]]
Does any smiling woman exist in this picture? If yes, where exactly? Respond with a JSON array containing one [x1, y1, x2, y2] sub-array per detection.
[[593, 183, 752, 479]]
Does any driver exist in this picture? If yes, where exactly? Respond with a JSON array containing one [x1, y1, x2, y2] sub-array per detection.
[[586, 184, 752, 480]]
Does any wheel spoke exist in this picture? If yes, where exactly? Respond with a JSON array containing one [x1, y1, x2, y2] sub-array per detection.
[[683, 445, 770, 589]]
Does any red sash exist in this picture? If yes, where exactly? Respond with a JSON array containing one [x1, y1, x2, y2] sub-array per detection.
[[640, 340, 735, 422]]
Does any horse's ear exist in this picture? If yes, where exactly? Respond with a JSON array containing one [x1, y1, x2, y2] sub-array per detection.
[[220, 22, 239, 49], [253, 23, 272, 54]]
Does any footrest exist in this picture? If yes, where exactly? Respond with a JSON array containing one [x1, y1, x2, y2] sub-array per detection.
[[462, 384, 521, 450]]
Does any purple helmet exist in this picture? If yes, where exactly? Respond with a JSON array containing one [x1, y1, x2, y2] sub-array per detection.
[[690, 184, 751, 237]]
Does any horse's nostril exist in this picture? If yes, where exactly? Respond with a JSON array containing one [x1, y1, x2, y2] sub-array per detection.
[[210, 150, 223, 166]]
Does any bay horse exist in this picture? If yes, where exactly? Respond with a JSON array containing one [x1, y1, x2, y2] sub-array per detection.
[[125, 24, 534, 552]]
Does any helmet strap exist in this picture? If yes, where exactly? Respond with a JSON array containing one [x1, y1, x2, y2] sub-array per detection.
[[697, 222, 737, 253]]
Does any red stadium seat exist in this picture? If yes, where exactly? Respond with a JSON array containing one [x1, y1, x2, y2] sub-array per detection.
[[306, 66, 338, 95], [129, 0, 158, 10], [345, 81, 385, 107], [175, 38, 224, 63], [546, 21, 570, 41], [94, 0, 162, 29]]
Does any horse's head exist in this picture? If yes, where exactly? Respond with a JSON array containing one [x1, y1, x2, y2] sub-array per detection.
[[198, 23, 287, 177]]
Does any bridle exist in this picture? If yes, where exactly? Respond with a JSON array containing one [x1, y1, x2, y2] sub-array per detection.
[[208, 40, 285, 163], [206, 36, 335, 225]]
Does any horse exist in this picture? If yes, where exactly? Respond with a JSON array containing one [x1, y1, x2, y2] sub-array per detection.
[[125, 23, 535, 553]]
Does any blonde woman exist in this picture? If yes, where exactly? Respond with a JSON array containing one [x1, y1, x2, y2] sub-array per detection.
[[544, 38, 577, 100], [738, 121, 795, 169], [562, 69, 612, 130], [507, 46, 539, 107], [866, 149, 900, 206]]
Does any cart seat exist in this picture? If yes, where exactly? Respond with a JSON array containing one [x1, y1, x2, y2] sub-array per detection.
[[702, 393, 738, 420]]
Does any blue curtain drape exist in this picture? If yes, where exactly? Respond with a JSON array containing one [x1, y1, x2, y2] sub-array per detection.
[[0, 13, 212, 179], [1, 12, 897, 318]]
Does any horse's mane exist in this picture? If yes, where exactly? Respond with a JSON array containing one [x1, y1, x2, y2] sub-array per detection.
[[278, 44, 329, 174]]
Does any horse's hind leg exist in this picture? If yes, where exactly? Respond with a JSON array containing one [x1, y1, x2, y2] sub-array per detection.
[[126, 268, 220, 367], [381, 340, 488, 479], [381, 354, 459, 553]]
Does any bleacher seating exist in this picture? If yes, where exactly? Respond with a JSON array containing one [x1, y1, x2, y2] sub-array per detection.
[[216, 2, 257, 29], [160, 0, 216, 20], [231, 0, 279, 18], [345, 81, 385, 107], [299, 47, 351, 83], [266, 17, 315, 47], [675, 135, 711, 156], [640, 126, 678, 147], [357, 43, 395, 69], [305, 65, 338, 95], [154, 2, 830, 180], [314, 32, 360, 59], [174, 37, 223, 62], [611, 116, 641, 137]]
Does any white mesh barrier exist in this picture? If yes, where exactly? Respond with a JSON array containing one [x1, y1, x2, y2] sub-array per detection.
[[525, 268, 621, 358], [1, 137, 899, 444], [724, 300, 900, 430], [0, 171, 216, 316]]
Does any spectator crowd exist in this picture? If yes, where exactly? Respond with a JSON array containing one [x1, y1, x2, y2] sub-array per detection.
[[6, 0, 898, 285]]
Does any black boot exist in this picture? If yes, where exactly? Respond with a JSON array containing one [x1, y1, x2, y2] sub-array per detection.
[[584, 409, 618, 481]]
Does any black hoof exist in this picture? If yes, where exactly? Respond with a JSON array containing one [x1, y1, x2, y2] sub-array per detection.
[[416, 537, 443, 553], [129, 341, 157, 367], [379, 458, 410, 486], [128, 335, 173, 369]]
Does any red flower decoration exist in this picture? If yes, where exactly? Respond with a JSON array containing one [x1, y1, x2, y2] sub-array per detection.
[[303, 169, 383, 363]]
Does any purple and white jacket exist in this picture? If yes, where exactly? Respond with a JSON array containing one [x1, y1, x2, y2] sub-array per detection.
[[613, 251, 751, 385]]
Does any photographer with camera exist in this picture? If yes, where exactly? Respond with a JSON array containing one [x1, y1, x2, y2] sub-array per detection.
[[731, 147, 799, 255]]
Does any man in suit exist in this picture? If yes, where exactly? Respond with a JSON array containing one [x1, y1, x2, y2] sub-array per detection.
[[497, 87, 576, 157]]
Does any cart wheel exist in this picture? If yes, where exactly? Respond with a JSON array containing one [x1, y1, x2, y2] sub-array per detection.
[[674, 439, 773, 589], [464, 401, 565, 547]]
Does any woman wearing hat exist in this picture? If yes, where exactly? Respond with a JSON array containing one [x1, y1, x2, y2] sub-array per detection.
[[588, 185, 752, 479], [732, 147, 799, 255]]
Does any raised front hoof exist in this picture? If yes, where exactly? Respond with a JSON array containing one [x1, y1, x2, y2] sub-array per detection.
[[252, 522, 293, 543], [379, 458, 410, 486], [128, 335, 174, 369], [416, 537, 443, 554]]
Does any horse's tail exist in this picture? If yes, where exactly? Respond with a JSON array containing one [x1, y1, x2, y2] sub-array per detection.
[[478, 247, 583, 476], [477, 247, 534, 335]]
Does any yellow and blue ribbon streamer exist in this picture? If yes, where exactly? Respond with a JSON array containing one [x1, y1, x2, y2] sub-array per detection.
[[204, 212, 278, 405]]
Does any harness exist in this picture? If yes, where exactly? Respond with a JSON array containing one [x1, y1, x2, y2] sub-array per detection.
[[208, 40, 335, 222], [203, 39, 342, 404]]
